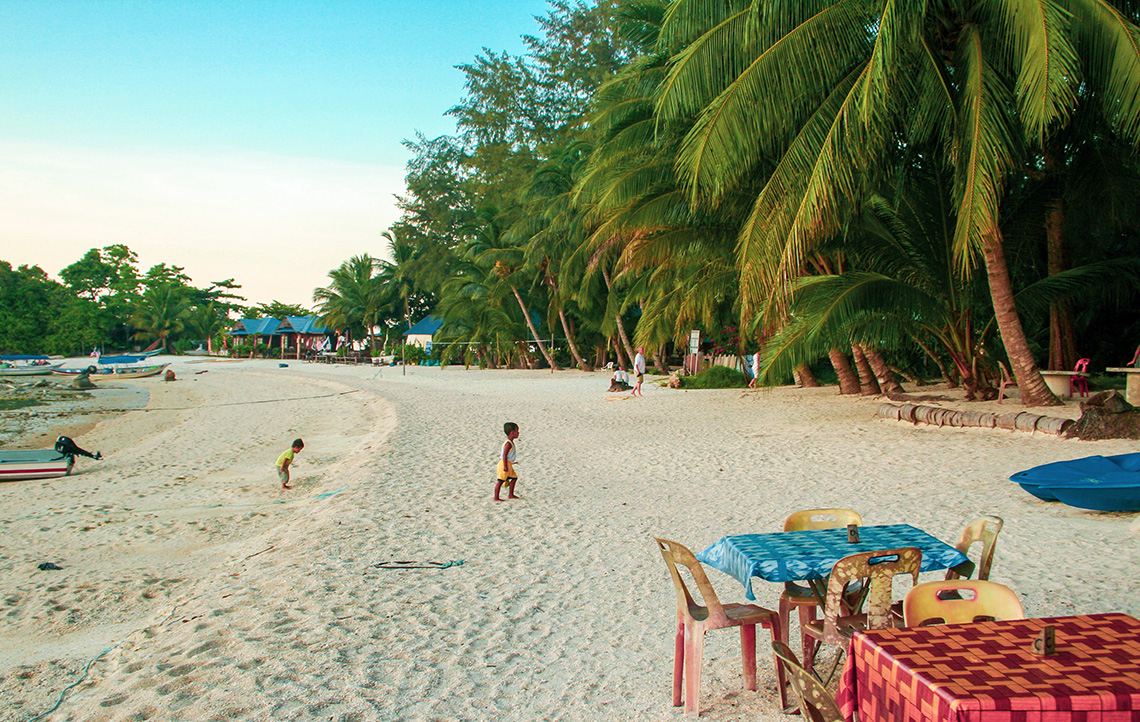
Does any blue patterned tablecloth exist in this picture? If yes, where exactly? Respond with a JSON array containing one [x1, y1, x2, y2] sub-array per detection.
[[696, 524, 969, 601]]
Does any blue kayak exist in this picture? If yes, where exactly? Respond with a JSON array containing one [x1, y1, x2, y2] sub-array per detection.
[[1011, 453, 1140, 511]]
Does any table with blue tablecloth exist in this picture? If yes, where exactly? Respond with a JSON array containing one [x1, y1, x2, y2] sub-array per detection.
[[696, 524, 970, 601]]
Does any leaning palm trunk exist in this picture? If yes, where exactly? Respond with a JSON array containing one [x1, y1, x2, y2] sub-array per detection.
[[982, 231, 1060, 406], [511, 286, 559, 370], [557, 308, 591, 371], [852, 345, 881, 396], [600, 267, 637, 363], [611, 336, 628, 369], [863, 347, 904, 394], [829, 348, 861, 395], [653, 347, 668, 374], [795, 365, 821, 387]]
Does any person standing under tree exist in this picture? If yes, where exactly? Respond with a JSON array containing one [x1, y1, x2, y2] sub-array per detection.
[[749, 349, 761, 389], [631, 347, 646, 397], [494, 422, 520, 502]]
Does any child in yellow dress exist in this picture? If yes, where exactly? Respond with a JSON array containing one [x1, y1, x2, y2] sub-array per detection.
[[494, 422, 520, 501]]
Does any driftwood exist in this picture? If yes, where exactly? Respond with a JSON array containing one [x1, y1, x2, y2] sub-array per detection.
[[1063, 390, 1140, 440], [878, 403, 1073, 436]]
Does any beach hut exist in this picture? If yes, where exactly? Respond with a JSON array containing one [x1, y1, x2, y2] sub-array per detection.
[[403, 316, 443, 350], [276, 316, 331, 359], [227, 318, 281, 357]]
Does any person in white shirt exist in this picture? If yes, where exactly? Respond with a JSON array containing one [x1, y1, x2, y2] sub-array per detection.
[[749, 350, 761, 389], [632, 347, 646, 397]]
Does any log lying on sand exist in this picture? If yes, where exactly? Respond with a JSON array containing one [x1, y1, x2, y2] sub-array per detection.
[[878, 403, 1074, 435]]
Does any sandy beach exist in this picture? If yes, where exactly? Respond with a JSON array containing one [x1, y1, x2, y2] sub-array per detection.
[[2, 360, 1138, 722]]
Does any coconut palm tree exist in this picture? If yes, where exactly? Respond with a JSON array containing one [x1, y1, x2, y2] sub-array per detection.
[[652, 0, 1140, 405], [313, 255, 384, 354], [130, 283, 189, 351]]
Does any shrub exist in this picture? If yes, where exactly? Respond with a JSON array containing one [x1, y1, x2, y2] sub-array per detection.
[[681, 365, 749, 389]]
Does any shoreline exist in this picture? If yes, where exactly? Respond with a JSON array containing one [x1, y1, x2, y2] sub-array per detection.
[[1, 362, 1137, 721]]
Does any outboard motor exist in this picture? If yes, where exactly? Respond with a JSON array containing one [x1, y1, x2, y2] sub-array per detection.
[[55, 436, 102, 460]]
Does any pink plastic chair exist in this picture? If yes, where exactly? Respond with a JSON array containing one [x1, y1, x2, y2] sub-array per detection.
[[1070, 358, 1090, 398]]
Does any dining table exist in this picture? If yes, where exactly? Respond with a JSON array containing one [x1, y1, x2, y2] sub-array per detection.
[[695, 524, 972, 601], [836, 612, 1140, 722]]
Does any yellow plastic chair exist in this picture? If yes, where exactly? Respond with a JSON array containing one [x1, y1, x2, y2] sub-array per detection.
[[903, 580, 1025, 626], [802, 547, 922, 676], [653, 537, 788, 716], [772, 640, 844, 722], [945, 515, 1003, 581], [778, 509, 863, 664]]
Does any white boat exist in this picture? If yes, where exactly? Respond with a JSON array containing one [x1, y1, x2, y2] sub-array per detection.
[[0, 437, 101, 481], [0, 449, 75, 480], [0, 355, 62, 377], [53, 363, 169, 381]]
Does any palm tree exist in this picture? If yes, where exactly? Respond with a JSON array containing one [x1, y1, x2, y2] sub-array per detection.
[[651, 0, 1140, 405], [130, 284, 189, 351], [313, 255, 384, 354], [185, 301, 230, 354]]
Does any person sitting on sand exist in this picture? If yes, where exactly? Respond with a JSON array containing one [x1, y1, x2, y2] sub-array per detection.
[[494, 422, 520, 502], [277, 438, 304, 489], [609, 367, 630, 392]]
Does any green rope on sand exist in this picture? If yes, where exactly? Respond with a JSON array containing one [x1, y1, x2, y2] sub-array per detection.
[[374, 560, 465, 570], [26, 645, 116, 722]]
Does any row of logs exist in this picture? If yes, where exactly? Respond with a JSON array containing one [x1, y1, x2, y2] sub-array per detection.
[[878, 403, 1073, 435]]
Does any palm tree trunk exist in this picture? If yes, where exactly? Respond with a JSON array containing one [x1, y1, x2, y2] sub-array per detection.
[[829, 348, 861, 395], [982, 229, 1060, 406], [557, 308, 591, 371], [852, 345, 881, 396], [1045, 149, 1077, 371], [511, 286, 559, 370], [611, 336, 628, 369], [795, 365, 821, 387], [653, 347, 669, 374], [864, 346, 904, 394], [600, 266, 637, 363], [1045, 198, 1077, 371]]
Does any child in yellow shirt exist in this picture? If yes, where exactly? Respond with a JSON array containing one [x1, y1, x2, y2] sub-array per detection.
[[277, 438, 304, 489]]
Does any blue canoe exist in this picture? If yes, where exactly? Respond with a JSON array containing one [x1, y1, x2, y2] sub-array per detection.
[[1010, 453, 1140, 512]]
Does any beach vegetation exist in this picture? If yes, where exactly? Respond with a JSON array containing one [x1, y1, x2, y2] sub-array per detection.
[[681, 365, 749, 389]]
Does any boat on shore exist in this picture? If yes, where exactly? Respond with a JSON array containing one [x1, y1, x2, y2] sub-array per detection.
[[0, 437, 101, 481], [53, 354, 169, 381], [1011, 453, 1140, 512], [0, 355, 63, 377], [0, 449, 75, 480]]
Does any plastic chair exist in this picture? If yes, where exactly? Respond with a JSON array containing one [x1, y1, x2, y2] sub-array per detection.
[[903, 580, 1025, 626], [1071, 357, 1090, 398], [778, 509, 863, 665], [996, 361, 1017, 403], [771, 640, 844, 722], [653, 537, 788, 716], [802, 547, 922, 676], [945, 515, 1003, 581]]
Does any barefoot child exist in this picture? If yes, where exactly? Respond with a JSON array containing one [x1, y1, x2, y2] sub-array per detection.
[[494, 422, 520, 501], [277, 438, 304, 489]]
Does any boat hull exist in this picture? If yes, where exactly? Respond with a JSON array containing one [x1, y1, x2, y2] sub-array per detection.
[[0, 450, 74, 481], [53, 363, 169, 380], [1010, 453, 1140, 511], [0, 363, 63, 377]]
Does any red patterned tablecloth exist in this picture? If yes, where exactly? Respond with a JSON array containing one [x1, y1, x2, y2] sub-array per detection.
[[836, 613, 1140, 722]]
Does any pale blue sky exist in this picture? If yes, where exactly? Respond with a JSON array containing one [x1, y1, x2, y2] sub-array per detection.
[[0, 0, 554, 306]]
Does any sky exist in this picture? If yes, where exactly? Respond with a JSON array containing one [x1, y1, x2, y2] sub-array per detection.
[[0, 0, 553, 307]]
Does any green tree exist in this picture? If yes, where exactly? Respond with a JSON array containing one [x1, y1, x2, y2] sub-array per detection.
[[130, 283, 189, 351], [313, 255, 385, 354]]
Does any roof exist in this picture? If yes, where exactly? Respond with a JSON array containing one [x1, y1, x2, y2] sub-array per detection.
[[228, 318, 281, 336], [276, 316, 329, 335], [403, 315, 443, 337]]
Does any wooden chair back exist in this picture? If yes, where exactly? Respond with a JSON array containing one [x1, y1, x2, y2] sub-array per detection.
[[772, 640, 844, 722], [946, 515, 1003, 581], [653, 537, 728, 628], [997, 361, 1017, 402], [903, 580, 1025, 626], [783, 508, 863, 531], [820, 547, 921, 644]]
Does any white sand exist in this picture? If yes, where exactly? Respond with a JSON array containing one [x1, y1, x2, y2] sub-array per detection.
[[2, 361, 1137, 721]]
